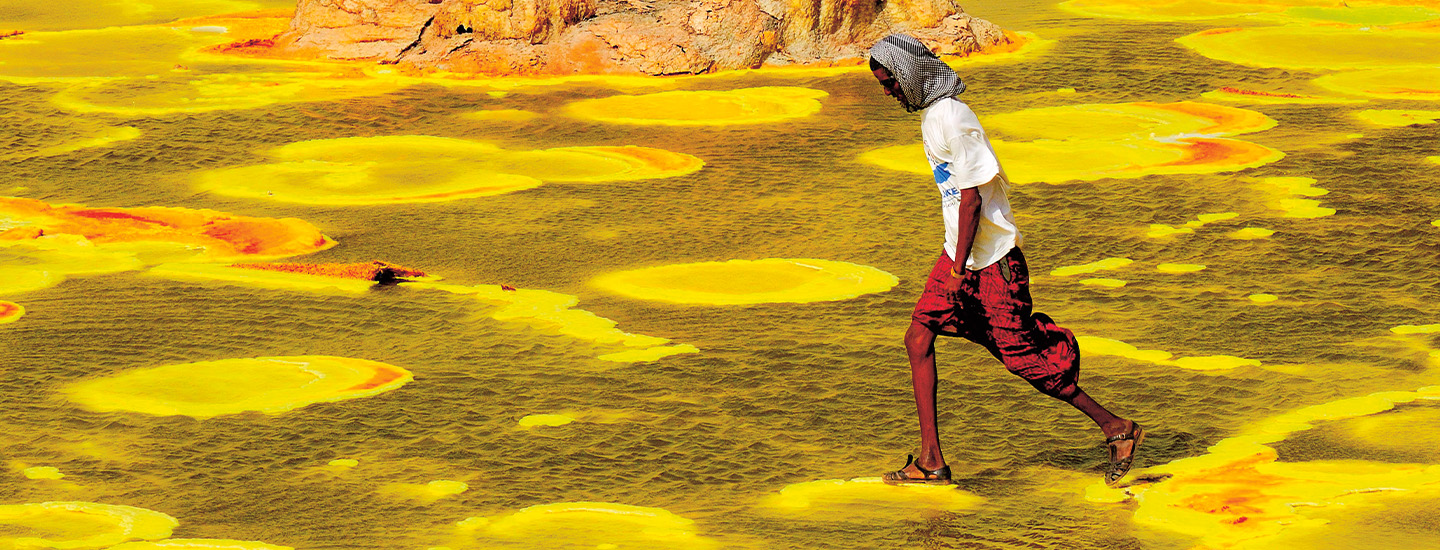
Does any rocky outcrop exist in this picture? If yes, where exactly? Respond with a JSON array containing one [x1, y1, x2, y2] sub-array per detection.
[[268, 0, 1009, 76]]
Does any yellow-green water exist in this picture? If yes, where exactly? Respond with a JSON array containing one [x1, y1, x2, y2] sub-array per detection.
[[2, 0, 1440, 548]]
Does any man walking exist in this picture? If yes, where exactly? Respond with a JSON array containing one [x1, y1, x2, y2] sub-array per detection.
[[869, 34, 1143, 486]]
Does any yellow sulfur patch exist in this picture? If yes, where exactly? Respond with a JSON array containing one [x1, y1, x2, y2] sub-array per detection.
[[1179, 25, 1440, 71], [65, 355, 413, 418], [1063, 0, 1440, 25], [1079, 278, 1126, 288], [1058, 0, 1287, 21], [0, 0, 280, 32], [1354, 109, 1440, 127], [1050, 257, 1132, 277], [456, 502, 717, 549], [1200, 86, 1366, 105], [462, 109, 539, 122], [1392, 324, 1440, 335], [566, 87, 827, 125], [1108, 388, 1440, 549], [519, 414, 575, 428], [1149, 211, 1241, 239], [327, 459, 359, 468], [1314, 66, 1440, 101], [1346, 406, 1440, 458], [147, 263, 377, 294], [196, 136, 703, 205], [1229, 227, 1275, 239], [862, 101, 1280, 184], [760, 477, 984, 514], [597, 344, 700, 363], [0, 26, 223, 83], [0, 501, 177, 549], [52, 72, 405, 116], [27, 126, 141, 159], [1078, 335, 1262, 371], [107, 539, 295, 550], [1248, 293, 1279, 303], [1255, 176, 1334, 218], [1077, 336, 1174, 363], [22, 466, 63, 480], [1146, 224, 1193, 238], [417, 283, 672, 350], [1172, 355, 1261, 370], [591, 259, 898, 305], [0, 301, 23, 324], [1156, 263, 1205, 273], [381, 480, 469, 501]]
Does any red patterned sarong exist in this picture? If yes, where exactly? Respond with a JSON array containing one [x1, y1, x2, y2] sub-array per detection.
[[910, 248, 1080, 399]]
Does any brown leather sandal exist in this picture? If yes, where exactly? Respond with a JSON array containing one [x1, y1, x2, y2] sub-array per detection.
[[882, 454, 952, 485], [1105, 421, 1146, 487]]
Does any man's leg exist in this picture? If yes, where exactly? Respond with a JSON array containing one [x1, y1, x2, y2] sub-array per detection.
[[902, 319, 947, 474]]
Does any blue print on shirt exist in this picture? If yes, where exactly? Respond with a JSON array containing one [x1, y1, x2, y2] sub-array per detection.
[[933, 162, 950, 184]]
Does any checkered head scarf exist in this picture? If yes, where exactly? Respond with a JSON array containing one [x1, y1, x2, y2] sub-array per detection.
[[868, 34, 966, 113]]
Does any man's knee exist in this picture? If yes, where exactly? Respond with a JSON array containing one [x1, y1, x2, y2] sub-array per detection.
[[904, 321, 936, 357]]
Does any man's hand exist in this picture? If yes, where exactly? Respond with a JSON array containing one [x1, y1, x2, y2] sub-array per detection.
[[944, 265, 966, 299]]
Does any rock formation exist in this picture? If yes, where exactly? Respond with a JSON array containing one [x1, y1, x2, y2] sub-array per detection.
[[267, 0, 1009, 76]]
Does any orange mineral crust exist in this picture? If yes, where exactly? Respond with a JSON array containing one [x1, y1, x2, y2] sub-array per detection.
[[0, 301, 22, 324], [0, 197, 334, 260], [228, 261, 427, 281]]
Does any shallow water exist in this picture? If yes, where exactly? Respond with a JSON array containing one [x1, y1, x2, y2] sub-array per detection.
[[1, 1, 1439, 548]]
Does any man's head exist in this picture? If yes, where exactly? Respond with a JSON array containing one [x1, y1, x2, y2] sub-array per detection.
[[867, 34, 967, 113], [870, 57, 907, 108]]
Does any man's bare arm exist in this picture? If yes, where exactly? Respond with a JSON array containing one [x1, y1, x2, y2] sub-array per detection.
[[944, 186, 982, 292]]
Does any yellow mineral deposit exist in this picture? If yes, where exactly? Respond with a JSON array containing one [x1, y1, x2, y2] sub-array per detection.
[[21, 466, 63, 480], [52, 72, 405, 115], [1156, 263, 1206, 273], [1256, 177, 1335, 218], [1228, 227, 1275, 240], [1146, 212, 1239, 239], [1248, 293, 1280, 303], [0, 196, 334, 262], [1314, 67, 1440, 101], [65, 356, 413, 418], [0, 0, 289, 31], [518, 414, 576, 428], [0, 501, 177, 549], [1049, 257, 1133, 277], [6, 125, 142, 161], [1079, 278, 1126, 288], [862, 102, 1280, 184], [1346, 405, 1440, 458], [1063, 0, 1440, 25], [1392, 324, 1440, 335], [195, 136, 703, 205], [454, 502, 718, 549], [327, 459, 360, 468], [1077, 335, 1261, 371], [0, 301, 23, 324], [416, 282, 678, 354], [147, 263, 378, 294], [0, 26, 224, 83], [565, 87, 827, 126], [760, 478, 984, 516], [106, 539, 295, 550], [1199, 87, 1366, 105], [591, 259, 898, 305], [381, 480, 470, 501], [1179, 25, 1440, 71], [1354, 109, 1440, 126], [1100, 387, 1440, 549]]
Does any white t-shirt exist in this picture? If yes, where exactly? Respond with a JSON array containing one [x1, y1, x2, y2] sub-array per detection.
[[920, 97, 1022, 271]]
